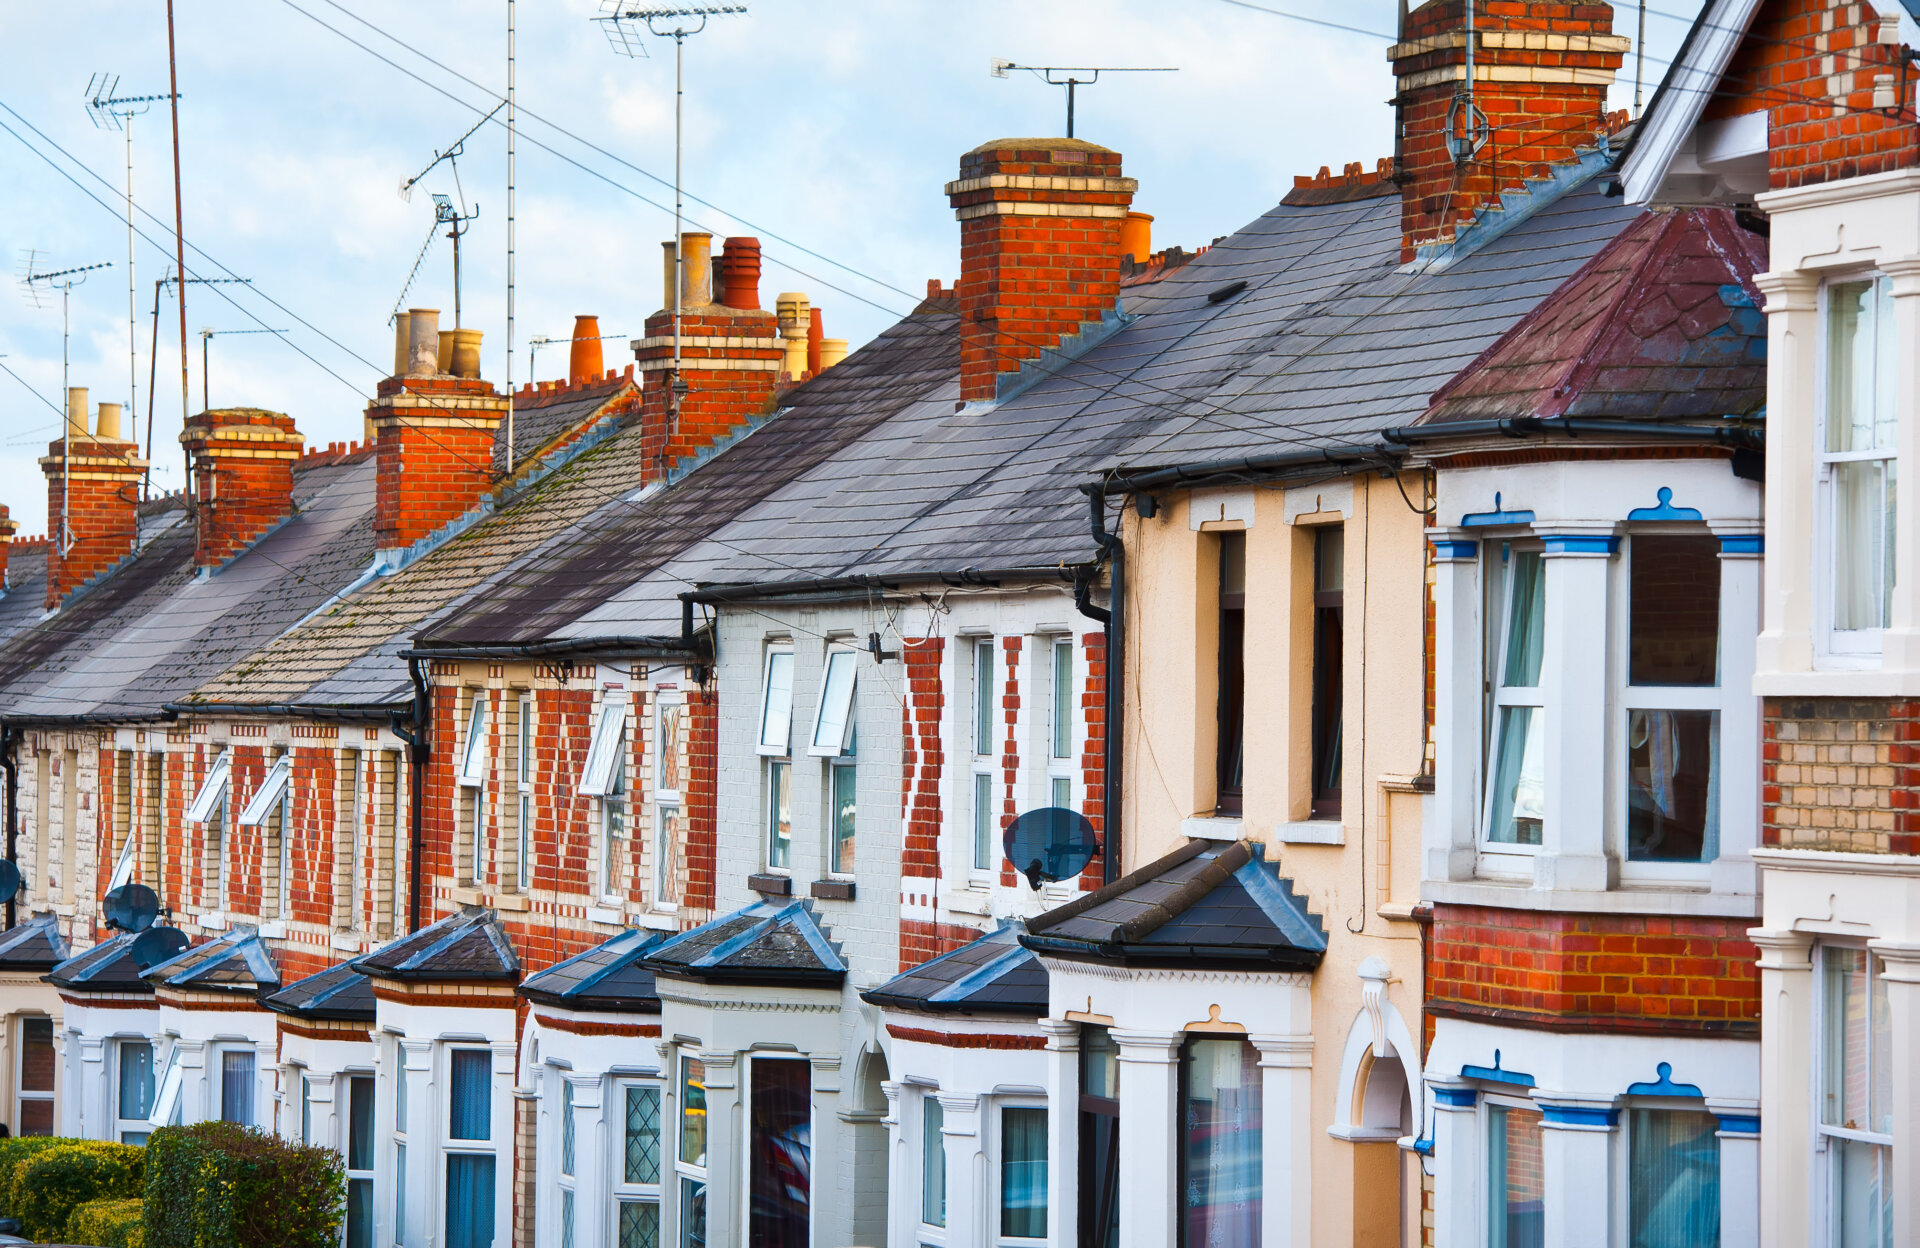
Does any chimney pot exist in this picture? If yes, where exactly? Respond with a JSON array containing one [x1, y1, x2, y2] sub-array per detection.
[[818, 339, 848, 370], [776, 293, 811, 379], [808, 307, 824, 377], [406, 309, 441, 376], [66, 387, 89, 441], [436, 330, 456, 376], [720, 237, 762, 310], [1120, 212, 1154, 265], [448, 328, 484, 380], [679, 232, 714, 308], [96, 402, 123, 441], [392, 312, 413, 377], [661, 241, 678, 314], [569, 316, 605, 385]]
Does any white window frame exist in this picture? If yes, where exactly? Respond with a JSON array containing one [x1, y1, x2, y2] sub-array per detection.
[[991, 1098, 1049, 1248], [459, 693, 490, 787], [443, 1045, 499, 1248], [1479, 541, 1546, 875], [581, 694, 630, 797], [113, 1036, 155, 1144], [808, 648, 858, 757], [1046, 636, 1075, 812], [758, 647, 795, 756], [460, 693, 490, 888], [186, 748, 233, 823], [147, 1043, 184, 1130], [674, 1054, 709, 1248], [971, 637, 998, 878], [918, 1088, 948, 1245], [556, 1074, 578, 1248], [238, 753, 294, 826], [343, 1072, 376, 1247], [1814, 941, 1896, 1247], [340, 748, 363, 931], [600, 724, 630, 903], [1815, 272, 1898, 666], [653, 695, 683, 908], [611, 1077, 665, 1248], [827, 750, 856, 879], [766, 757, 792, 874], [516, 693, 534, 891], [9, 1013, 53, 1137], [215, 1044, 258, 1127], [106, 814, 139, 892]]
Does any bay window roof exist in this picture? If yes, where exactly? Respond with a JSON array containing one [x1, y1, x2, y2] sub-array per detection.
[[261, 961, 376, 1023], [644, 898, 845, 988], [0, 912, 68, 974], [353, 905, 519, 983], [861, 922, 1047, 1017], [45, 931, 152, 995], [140, 927, 281, 996], [518, 927, 665, 1013]]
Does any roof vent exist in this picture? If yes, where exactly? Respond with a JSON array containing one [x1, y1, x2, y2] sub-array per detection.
[[1207, 280, 1248, 304]]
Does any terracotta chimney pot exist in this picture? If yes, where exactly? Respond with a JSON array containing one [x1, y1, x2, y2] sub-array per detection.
[[818, 339, 848, 370], [66, 387, 89, 441], [720, 237, 762, 310], [406, 309, 441, 377], [569, 316, 605, 385], [96, 402, 124, 441], [1120, 212, 1154, 265], [679, 232, 714, 308], [807, 307, 824, 377]]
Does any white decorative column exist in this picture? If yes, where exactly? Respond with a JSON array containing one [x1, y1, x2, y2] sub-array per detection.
[[1751, 929, 1813, 1248], [1871, 941, 1920, 1248], [1250, 1033, 1314, 1248], [880, 1080, 911, 1248], [306, 1071, 340, 1149], [568, 1073, 606, 1248], [938, 1093, 986, 1248], [1427, 1082, 1479, 1248], [1428, 535, 1483, 882], [1039, 1019, 1081, 1248], [1112, 1029, 1180, 1248], [76, 1034, 107, 1139], [1705, 1099, 1760, 1248], [1751, 270, 1821, 675], [1711, 525, 1764, 899], [1538, 530, 1617, 892], [176, 1038, 208, 1126], [1880, 257, 1920, 671], [255, 1039, 277, 1135], [1537, 1096, 1617, 1248], [700, 1053, 740, 1248], [809, 1053, 844, 1245], [491, 1041, 517, 1248], [400, 1038, 434, 1248]]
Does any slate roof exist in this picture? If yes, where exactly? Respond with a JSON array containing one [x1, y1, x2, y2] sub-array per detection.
[[493, 373, 636, 475], [644, 899, 845, 988], [519, 927, 664, 1013], [261, 960, 377, 1022], [0, 542, 49, 649], [142, 927, 281, 995], [861, 923, 1047, 1017], [45, 931, 153, 995], [417, 163, 1643, 648], [1020, 839, 1328, 971], [1420, 208, 1768, 423], [0, 456, 377, 724], [353, 906, 518, 982], [0, 912, 69, 973]]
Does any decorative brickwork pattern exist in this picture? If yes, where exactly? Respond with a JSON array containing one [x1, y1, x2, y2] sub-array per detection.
[[901, 637, 946, 880], [1079, 630, 1107, 890], [945, 140, 1137, 402], [1427, 903, 1760, 1033], [1703, 0, 1920, 188], [181, 408, 305, 568], [998, 635, 1023, 889], [1391, 0, 1627, 259], [1761, 697, 1920, 852], [684, 686, 719, 911]]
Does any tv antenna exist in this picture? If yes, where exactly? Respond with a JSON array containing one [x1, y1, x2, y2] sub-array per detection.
[[20, 254, 113, 553], [146, 273, 250, 494], [198, 326, 287, 412], [527, 331, 628, 384], [86, 74, 179, 461], [397, 115, 489, 329], [595, 3, 748, 432], [398, 102, 502, 203], [990, 61, 1177, 138]]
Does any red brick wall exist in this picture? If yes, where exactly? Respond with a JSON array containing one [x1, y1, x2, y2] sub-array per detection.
[[1427, 903, 1759, 1034], [899, 917, 987, 972], [947, 142, 1134, 402], [369, 376, 507, 551], [1763, 697, 1919, 853], [182, 409, 303, 568], [998, 635, 1023, 889], [1702, 0, 1919, 187], [42, 438, 143, 610], [901, 637, 946, 881], [1080, 630, 1107, 890], [684, 687, 718, 912], [1393, 0, 1626, 259], [633, 306, 782, 477]]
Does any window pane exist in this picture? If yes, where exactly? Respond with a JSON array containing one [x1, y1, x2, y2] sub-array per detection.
[[1051, 775, 1071, 811], [1628, 1108, 1719, 1248], [679, 1176, 707, 1248], [346, 1177, 373, 1248], [1001, 1107, 1048, 1239], [1835, 458, 1895, 632], [1824, 947, 1869, 1129], [1831, 1137, 1892, 1248], [681, 1057, 707, 1168], [349, 1076, 376, 1171], [1828, 278, 1896, 454], [1181, 1039, 1261, 1247], [760, 652, 795, 752], [976, 640, 996, 756], [749, 1058, 811, 1248], [19, 1016, 53, 1092], [658, 706, 682, 793], [1487, 706, 1545, 845], [1501, 551, 1547, 687], [1053, 642, 1073, 760], [397, 1059, 409, 1134], [1080, 1026, 1118, 1100], [302, 1077, 313, 1145], [832, 763, 857, 875], [1870, 955, 1891, 1136], [519, 697, 533, 784], [1626, 710, 1718, 863], [450, 1050, 492, 1141], [519, 793, 532, 889], [562, 1079, 576, 1177], [626, 1085, 662, 1185], [1487, 1104, 1545, 1248], [974, 772, 996, 869], [119, 1040, 154, 1120], [561, 1188, 575, 1248], [812, 651, 858, 754], [395, 1141, 407, 1230], [221, 1050, 255, 1126], [620, 1200, 661, 1248], [658, 806, 683, 905], [767, 761, 792, 869], [921, 1095, 946, 1227], [462, 697, 488, 782], [1630, 536, 1721, 686], [444, 1153, 496, 1248]]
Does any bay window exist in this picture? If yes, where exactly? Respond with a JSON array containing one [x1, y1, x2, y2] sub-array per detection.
[[1625, 535, 1722, 865], [1180, 1037, 1261, 1247], [15, 1015, 53, 1136], [115, 1039, 153, 1144], [559, 1077, 577, 1248], [1079, 1026, 1120, 1248], [393, 1058, 409, 1239], [1821, 946, 1894, 1247], [1821, 274, 1897, 658], [616, 1080, 663, 1248], [676, 1056, 707, 1248], [1484, 546, 1546, 854], [921, 1092, 947, 1238], [219, 1048, 255, 1126], [1486, 1101, 1544, 1248], [446, 1048, 496, 1248]]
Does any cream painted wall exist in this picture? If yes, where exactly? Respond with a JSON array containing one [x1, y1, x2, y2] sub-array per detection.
[[1119, 471, 1433, 1246]]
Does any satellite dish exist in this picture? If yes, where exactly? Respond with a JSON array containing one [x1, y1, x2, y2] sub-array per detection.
[[1003, 806, 1100, 891], [0, 860, 19, 904], [130, 925, 189, 971], [103, 884, 160, 933]]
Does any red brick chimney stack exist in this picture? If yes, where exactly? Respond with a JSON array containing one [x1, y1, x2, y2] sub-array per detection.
[[1391, 0, 1628, 260], [369, 307, 509, 552], [568, 316, 605, 387], [945, 138, 1138, 403], [180, 408, 305, 569], [0, 505, 16, 591], [41, 387, 147, 610]]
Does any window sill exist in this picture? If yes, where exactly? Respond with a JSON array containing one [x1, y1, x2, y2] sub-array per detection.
[[1181, 816, 1243, 842], [450, 886, 485, 906], [1276, 819, 1343, 846], [1423, 878, 1760, 918], [494, 892, 530, 913], [810, 879, 855, 902], [584, 905, 626, 925], [749, 873, 793, 897], [942, 888, 992, 916]]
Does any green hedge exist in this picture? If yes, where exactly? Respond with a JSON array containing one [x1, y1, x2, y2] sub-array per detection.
[[0, 1135, 69, 1218], [68, 1196, 146, 1248], [9, 1141, 145, 1242], [143, 1121, 344, 1248]]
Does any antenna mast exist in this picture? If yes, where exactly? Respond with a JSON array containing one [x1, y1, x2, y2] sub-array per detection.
[[507, 0, 516, 472], [165, 0, 191, 498], [990, 61, 1177, 138], [21, 258, 114, 553], [597, 3, 747, 455]]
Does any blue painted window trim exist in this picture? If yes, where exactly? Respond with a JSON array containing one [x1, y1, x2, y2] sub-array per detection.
[[1625, 1061, 1705, 1099], [1434, 1087, 1478, 1108], [1460, 492, 1536, 528], [1431, 539, 1479, 560], [1541, 534, 1620, 556], [1459, 1051, 1535, 1087], [1542, 1104, 1619, 1128], [1625, 486, 1704, 522], [1719, 534, 1764, 555], [1714, 1113, 1761, 1136]]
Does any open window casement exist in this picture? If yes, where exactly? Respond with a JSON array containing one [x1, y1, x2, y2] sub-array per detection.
[[106, 826, 139, 892], [757, 650, 795, 755], [580, 693, 631, 797], [238, 754, 294, 827], [147, 1048, 184, 1129], [186, 749, 234, 823], [808, 649, 858, 757], [458, 696, 490, 788]]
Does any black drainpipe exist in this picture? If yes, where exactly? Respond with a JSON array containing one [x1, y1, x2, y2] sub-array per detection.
[[1076, 483, 1125, 885], [1, 721, 16, 931], [391, 656, 431, 935]]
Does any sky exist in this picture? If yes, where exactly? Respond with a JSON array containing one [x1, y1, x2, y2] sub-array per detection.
[[0, 0, 1703, 537]]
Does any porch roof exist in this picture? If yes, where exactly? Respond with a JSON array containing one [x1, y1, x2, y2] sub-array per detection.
[[518, 927, 664, 1014], [0, 912, 69, 974], [353, 906, 518, 983], [141, 926, 281, 995], [261, 960, 376, 1022], [643, 898, 845, 988], [861, 922, 1046, 1017], [45, 931, 151, 995]]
